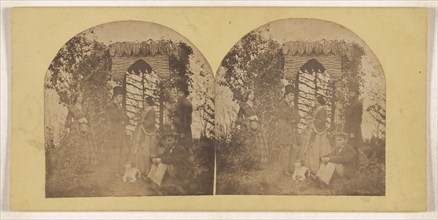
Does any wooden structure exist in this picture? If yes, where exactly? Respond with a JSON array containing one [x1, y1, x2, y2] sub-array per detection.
[[109, 40, 185, 135], [282, 40, 355, 131]]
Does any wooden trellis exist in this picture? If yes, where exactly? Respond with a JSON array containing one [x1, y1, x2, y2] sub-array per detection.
[[294, 62, 334, 131], [123, 63, 162, 135], [282, 40, 355, 131], [109, 40, 184, 135]]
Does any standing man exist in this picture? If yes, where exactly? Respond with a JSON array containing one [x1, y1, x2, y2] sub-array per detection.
[[344, 82, 363, 150], [275, 84, 300, 176], [174, 88, 193, 150], [107, 86, 130, 175]]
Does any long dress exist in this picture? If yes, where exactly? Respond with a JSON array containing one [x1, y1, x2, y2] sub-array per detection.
[[57, 105, 94, 175], [302, 106, 332, 174], [133, 106, 161, 176], [237, 102, 269, 169]]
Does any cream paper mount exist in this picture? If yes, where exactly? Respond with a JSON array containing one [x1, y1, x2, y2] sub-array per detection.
[[10, 7, 427, 211]]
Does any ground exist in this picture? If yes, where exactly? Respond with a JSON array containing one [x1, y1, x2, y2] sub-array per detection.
[[46, 135, 215, 197], [216, 137, 385, 196], [46, 163, 161, 197], [216, 161, 349, 195], [216, 157, 385, 196]]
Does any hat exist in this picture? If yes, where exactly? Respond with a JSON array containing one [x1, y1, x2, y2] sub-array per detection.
[[284, 84, 295, 95], [316, 95, 326, 105], [178, 87, 190, 96], [113, 86, 125, 97], [334, 132, 349, 140], [247, 118, 260, 131], [145, 96, 154, 106]]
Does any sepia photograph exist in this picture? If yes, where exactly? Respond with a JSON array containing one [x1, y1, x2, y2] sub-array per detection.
[[6, 5, 431, 213], [215, 18, 386, 196], [44, 21, 215, 197]]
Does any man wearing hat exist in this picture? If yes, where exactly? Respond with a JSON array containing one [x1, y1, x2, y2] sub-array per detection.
[[314, 132, 357, 185], [344, 81, 363, 150], [149, 125, 189, 184], [107, 86, 130, 174], [174, 88, 193, 149], [275, 84, 300, 176]]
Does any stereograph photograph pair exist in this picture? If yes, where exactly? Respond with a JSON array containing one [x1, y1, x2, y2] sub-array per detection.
[[43, 18, 385, 197], [9, 7, 429, 212]]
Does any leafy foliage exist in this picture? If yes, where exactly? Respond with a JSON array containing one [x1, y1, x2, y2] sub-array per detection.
[[334, 43, 366, 130], [216, 29, 384, 196], [45, 32, 215, 196], [367, 94, 386, 138], [218, 30, 284, 153], [188, 136, 215, 194], [216, 124, 255, 174], [45, 30, 112, 149], [46, 30, 112, 105], [168, 42, 194, 92], [195, 95, 215, 137], [337, 137, 385, 195], [219, 30, 283, 104]]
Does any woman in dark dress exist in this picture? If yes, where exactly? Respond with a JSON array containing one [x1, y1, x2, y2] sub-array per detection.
[[236, 89, 268, 169], [57, 92, 96, 175]]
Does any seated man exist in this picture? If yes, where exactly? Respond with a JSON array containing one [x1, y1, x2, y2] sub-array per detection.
[[148, 126, 189, 186], [314, 132, 356, 185]]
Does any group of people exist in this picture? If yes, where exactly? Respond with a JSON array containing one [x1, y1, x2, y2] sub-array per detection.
[[59, 85, 194, 188], [107, 86, 194, 185], [58, 80, 363, 188], [236, 83, 363, 185]]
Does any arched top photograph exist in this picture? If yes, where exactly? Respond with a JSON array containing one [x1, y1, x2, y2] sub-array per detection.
[[215, 18, 386, 196], [44, 21, 215, 198]]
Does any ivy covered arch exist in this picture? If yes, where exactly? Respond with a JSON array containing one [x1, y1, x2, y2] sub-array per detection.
[[282, 40, 365, 132], [108, 40, 194, 135]]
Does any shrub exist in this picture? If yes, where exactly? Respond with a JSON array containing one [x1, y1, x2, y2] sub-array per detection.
[[338, 137, 385, 195], [216, 124, 257, 174]]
